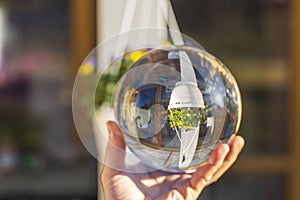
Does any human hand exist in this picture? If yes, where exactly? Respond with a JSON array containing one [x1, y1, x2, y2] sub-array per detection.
[[101, 121, 245, 200]]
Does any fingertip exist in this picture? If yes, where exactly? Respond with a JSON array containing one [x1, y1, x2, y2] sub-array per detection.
[[228, 135, 245, 148], [229, 136, 245, 154], [216, 144, 230, 158], [208, 144, 229, 165], [106, 121, 115, 140], [235, 135, 245, 148], [106, 121, 125, 149], [106, 121, 121, 136], [222, 143, 230, 152], [106, 120, 116, 131], [223, 135, 245, 163], [220, 144, 230, 160]]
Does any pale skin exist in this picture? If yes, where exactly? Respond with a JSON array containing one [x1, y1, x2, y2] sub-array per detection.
[[101, 121, 245, 200]]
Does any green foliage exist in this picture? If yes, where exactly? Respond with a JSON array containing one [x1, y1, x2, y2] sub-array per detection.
[[167, 107, 208, 131], [94, 49, 149, 108], [95, 56, 134, 108]]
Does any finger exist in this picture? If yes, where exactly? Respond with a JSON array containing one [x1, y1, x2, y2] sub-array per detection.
[[207, 135, 245, 184], [107, 121, 126, 150], [190, 143, 229, 195], [101, 121, 126, 179], [224, 135, 245, 163]]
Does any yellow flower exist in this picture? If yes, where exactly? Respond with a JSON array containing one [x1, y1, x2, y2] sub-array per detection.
[[129, 51, 146, 62], [78, 62, 94, 76], [162, 41, 172, 46]]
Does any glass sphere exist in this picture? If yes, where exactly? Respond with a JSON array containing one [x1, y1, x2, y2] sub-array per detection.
[[113, 45, 242, 172]]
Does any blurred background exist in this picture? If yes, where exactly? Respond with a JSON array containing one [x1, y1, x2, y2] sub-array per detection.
[[0, 0, 97, 199], [0, 0, 299, 200]]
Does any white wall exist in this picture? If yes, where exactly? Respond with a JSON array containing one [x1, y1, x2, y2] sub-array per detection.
[[96, 1, 172, 198], [96, 0, 170, 72]]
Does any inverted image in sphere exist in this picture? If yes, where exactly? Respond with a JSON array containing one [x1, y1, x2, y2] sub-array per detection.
[[113, 45, 241, 172]]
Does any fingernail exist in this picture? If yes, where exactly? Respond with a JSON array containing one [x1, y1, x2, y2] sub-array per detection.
[[107, 121, 124, 142], [106, 121, 115, 140]]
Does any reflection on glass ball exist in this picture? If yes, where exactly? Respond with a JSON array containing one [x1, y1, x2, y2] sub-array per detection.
[[113, 45, 241, 172]]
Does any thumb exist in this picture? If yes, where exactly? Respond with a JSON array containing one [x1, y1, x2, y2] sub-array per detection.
[[107, 121, 126, 150], [102, 121, 126, 176]]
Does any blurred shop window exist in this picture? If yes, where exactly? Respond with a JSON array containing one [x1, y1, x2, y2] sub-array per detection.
[[173, 0, 289, 157], [171, 0, 291, 199], [0, 1, 96, 199]]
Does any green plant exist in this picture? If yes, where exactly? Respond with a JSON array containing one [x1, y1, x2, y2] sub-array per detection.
[[167, 106, 208, 131], [95, 50, 146, 108]]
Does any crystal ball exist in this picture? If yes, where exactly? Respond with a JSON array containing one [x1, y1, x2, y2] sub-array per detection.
[[113, 45, 241, 172]]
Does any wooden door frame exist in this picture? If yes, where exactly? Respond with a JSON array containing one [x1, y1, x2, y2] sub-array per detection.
[[289, 0, 300, 200]]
